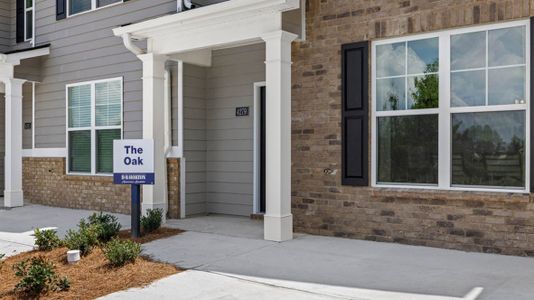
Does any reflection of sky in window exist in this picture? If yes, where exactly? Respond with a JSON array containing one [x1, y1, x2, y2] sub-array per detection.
[[376, 42, 405, 77], [451, 31, 485, 70], [407, 38, 438, 74], [489, 67, 525, 105], [451, 70, 485, 107], [489, 26, 525, 67], [453, 111, 525, 144]]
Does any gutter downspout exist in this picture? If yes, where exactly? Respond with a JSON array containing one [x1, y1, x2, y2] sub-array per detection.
[[121, 34, 145, 56]]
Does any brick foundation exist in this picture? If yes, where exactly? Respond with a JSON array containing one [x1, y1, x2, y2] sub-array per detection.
[[23, 157, 181, 217], [291, 0, 534, 256]]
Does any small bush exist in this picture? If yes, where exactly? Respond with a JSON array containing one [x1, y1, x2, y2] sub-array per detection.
[[141, 209, 163, 234], [64, 220, 99, 256], [88, 212, 122, 243], [13, 257, 69, 296], [103, 239, 141, 267], [34, 229, 63, 251]]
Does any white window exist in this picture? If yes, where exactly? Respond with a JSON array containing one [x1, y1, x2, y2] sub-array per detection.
[[371, 20, 530, 193], [24, 0, 33, 41], [66, 78, 123, 175], [68, 0, 122, 17]]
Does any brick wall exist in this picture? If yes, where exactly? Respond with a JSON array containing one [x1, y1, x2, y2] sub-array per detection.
[[23, 157, 181, 217], [291, 0, 534, 255]]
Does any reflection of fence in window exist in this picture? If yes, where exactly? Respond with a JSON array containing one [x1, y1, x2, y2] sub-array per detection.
[[452, 154, 524, 187]]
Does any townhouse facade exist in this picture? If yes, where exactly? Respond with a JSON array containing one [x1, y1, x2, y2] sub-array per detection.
[[2, 0, 534, 255]]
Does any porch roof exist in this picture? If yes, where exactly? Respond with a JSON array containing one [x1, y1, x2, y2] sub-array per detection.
[[112, 0, 300, 55]]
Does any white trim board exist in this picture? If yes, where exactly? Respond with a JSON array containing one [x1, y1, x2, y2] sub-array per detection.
[[22, 148, 67, 157]]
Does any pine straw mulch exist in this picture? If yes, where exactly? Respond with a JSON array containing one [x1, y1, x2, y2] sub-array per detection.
[[0, 228, 185, 299], [117, 227, 184, 244]]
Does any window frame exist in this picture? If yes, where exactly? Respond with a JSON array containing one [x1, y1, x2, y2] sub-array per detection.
[[66, 77, 124, 176], [67, 0, 123, 18], [371, 19, 531, 194], [24, 0, 33, 42]]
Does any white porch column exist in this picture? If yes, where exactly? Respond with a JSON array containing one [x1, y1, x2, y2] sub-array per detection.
[[4, 78, 26, 207], [138, 53, 168, 216], [262, 31, 297, 242]]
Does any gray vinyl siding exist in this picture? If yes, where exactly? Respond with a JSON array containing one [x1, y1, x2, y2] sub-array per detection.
[[0, 0, 10, 52], [183, 63, 207, 216], [29, 0, 176, 148], [204, 43, 264, 216]]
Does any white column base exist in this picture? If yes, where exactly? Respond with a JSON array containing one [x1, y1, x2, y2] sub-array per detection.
[[264, 214, 293, 242], [4, 190, 23, 207]]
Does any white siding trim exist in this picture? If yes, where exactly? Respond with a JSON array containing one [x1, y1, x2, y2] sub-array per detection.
[[22, 148, 67, 157]]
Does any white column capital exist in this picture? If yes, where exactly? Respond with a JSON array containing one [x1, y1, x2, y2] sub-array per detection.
[[261, 30, 298, 43]]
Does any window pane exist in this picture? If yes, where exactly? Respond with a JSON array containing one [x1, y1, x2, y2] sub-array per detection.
[[407, 38, 439, 75], [408, 74, 438, 109], [488, 67, 525, 105], [25, 11, 32, 40], [376, 42, 405, 78], [376, 77, 405, 111], [451, 31, 486, 70], [378, 115, 438, 184], [26, 0, 32, 8], [69, 131, 91, 173], [452, 111, 525, 188], [95, 80, 121, 126], [451, 70, 485, 107], [68, 84, 91, 128], [97, 0, 121, 7], [489, 26, 525, 67], [96, 129, 121, 173], [70, 0, 91, 15]]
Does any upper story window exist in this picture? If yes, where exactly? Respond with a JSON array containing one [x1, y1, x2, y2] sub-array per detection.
[[24, 0, 33, 41], [67, 78, 123, 175], [68, 0, 122, 17], [371, 20, 529, 193]]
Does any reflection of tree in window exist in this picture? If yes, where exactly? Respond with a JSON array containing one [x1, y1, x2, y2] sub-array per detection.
[[452, 112, 525, 187], [410, 60, 438, 109]]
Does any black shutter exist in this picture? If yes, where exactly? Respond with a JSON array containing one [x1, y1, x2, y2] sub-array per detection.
[[56, 0, 67, 20], [530, 17, 534, 192], [342, 41, 369, 186], [16, 0, 24, 43]]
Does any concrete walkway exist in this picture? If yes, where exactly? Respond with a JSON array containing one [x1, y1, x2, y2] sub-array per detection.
[[130, 215, 533, 300]]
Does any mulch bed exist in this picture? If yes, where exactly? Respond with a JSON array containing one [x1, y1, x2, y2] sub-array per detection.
[[0, 228, 184, 299], [118, 227, 184, 244]]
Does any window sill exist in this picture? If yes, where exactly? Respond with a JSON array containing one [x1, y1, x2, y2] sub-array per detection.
[[372, 184, 529, 196]]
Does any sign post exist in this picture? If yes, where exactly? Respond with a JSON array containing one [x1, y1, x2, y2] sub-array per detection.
[[113, 139, 155, 238]]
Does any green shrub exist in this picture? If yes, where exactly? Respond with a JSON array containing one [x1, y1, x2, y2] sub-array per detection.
[[103, 239, 141, 267], [88, 212, 122, 243], [34, 229, 63, 251], [13, 257, 69, 296], [64, 220, 99, 256], [141, 209, 163, 234]]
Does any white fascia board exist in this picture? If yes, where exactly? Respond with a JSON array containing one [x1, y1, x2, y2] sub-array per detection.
[[151, 12, 281, 54], [5, 46, 50, 65], [112, 0, 299, 40], [169, 49, 212, 67]]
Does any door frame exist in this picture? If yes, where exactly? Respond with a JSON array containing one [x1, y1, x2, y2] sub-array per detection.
[[253, 81, 266, 214]]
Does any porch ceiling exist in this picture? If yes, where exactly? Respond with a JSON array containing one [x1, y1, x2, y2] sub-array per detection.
[[112, 0, 300, 55]]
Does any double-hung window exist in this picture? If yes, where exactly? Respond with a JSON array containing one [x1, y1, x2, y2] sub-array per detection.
[[68, 0, 122, 16], [24, 0, 33, 41], [372, 20, 530, 192], [67, 78, 123, 175]]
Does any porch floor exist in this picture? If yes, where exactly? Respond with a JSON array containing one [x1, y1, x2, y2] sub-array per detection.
[[166, 214, 263, 240]]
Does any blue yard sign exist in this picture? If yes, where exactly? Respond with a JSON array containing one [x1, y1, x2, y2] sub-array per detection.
[[113, 139, 155, 238]]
